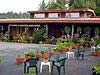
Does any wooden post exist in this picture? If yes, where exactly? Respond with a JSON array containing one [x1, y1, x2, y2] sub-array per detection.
[[71, 24, 74, 38], [45, 13, 48, 18], [45, 24, 48, 37], [30, 13, 34, 19], [1, 25, 3, 34], [61, 13, 66, 18]]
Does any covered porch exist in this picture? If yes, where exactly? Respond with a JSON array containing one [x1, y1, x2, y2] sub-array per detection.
[[0, 18, 99, 40]]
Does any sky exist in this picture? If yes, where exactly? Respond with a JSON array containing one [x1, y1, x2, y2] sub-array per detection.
[[0, 0, 49, 13]]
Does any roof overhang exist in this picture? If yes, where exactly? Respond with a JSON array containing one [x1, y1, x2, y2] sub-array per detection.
[[0, 18, 100, 24], [28, 8, 96, 16]]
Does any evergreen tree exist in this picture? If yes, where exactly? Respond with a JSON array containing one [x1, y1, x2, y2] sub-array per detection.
[[69, 0, 74, 6], [93, 0, 100, 15], [47, 0, 57, 10], [39, 0, 68, 10], [0, 12, 29, 19], [39, 0, 47, 10], [70, 0, 96, 10], [56, 0, 65, 10]]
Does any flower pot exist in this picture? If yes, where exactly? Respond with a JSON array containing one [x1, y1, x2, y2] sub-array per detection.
[[43, 53, 48, 57], [43, 53, 49, 63], [36, 53, 42, 59], [90, 51, 96, 56], [96, 52, 100, 56], [16, 56, 24, 65], [47, 52, 53, 55], [54, 50, 59, 52], [71, 45, 76, 49], [44, 58, 49, 63]]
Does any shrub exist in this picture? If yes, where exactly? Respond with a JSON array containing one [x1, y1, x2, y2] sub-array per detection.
[[25, 51, 35, 57], [56, 40, 71, 50], [96, 39, 100, 44], [72, 38, 79, 44], [33, 28, 46, 43], [92, 62, 100, 74], [25, 69, 35, 75], [2, 35, 9, 41], [56, 40, 65, 50], [40, 49, 45, 54]]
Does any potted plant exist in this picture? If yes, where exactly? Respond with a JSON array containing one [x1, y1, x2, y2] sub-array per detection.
[[95, 48, 100, 56], [65, 26, 71, 34], [2, 35, 9, 42], [25, 51, 35, 60], [16, 55, 24, 65], [92, 62, 100, 75], [90, 51, 96, 56], [36, 53, 42, 60], [56, 40, 65, 52], [33, 28, 46, 43], [25, 69, 35, 75], [43, 52, 49, 63], [40, 49, 45, 57]]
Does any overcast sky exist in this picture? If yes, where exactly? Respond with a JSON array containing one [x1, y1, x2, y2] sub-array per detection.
[[0, 0, 48, 13]]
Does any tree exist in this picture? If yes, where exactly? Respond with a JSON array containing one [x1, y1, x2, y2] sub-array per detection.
[[39, 0, 47, 10], [95, 7, 100, 16], [69, 0, 74, 6], [85, 0, 96, 10], [56, 0, 65, 10], [0, 12, 29, 19], [92, 0, 100, 7], [47, 0, 69, 10], [70, 0, 96, 10], [93, 0, 100, 15], [39, 0, 68, 10], [70, 0, 85, 9], [47, 0, 57, 10]]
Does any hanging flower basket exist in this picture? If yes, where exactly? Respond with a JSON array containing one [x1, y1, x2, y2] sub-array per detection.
[[65, 26, 71, 33]]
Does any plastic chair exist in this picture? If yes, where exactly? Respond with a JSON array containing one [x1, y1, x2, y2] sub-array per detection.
[[75, 48, 85, 60], [51, 57, 67, 75], [24, 58, 38, 75], [66, 52, 74, 59], [40, 61, 51, 73]]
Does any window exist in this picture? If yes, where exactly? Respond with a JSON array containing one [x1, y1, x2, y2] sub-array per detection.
[[48, 13, 58, 18], [66, 13, 80, 18], [34, 14, 45, 18]]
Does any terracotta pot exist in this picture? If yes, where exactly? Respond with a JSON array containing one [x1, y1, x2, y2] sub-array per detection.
[[16, 56, 24, 65], [96, 52, 100, 56], [44, 58, 49, 63], [54, 50, 59, 52], [42, 53, 48, 57], [57, 50, 62, 52], [72, 45, 76, 49], [36, 53, 42, 59], [64, 47, 69, 52], [80, 46, 83, 48], [90, 51, 96, 56]]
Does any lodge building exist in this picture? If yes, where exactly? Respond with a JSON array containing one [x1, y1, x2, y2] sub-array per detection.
[[0, 8, 100, 40]]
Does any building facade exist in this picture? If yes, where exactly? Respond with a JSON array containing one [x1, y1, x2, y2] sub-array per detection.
[[0, 8, 100, 40]]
